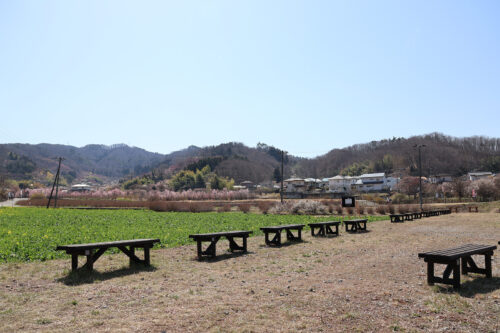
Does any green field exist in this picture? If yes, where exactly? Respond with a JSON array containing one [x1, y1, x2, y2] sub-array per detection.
[[0, 207, 388, 262]]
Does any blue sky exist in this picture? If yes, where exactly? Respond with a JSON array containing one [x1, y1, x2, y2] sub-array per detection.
[[1, 1, 499, 157]]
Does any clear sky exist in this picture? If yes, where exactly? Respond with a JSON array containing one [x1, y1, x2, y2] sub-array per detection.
[[1, 1, 499, 157]]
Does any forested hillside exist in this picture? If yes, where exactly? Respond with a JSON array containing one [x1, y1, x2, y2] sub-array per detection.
[[294, 133, 500, 178], [1, 133, 499, 185], [0, 143, 163, 182]]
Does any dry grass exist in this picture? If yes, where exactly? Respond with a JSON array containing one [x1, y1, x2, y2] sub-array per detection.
[[0, 214, 499, 332]]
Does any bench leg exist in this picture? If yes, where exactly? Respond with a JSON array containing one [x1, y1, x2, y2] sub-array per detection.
[[228, 236, 246, 253], [130, 246, 135, 266], [286, 229, 301, 242], [265, 231, 281, 246], [325, 225, 338, 236], [461, 253, 493, 277], [72, 254, 78, 271], [144, 246, 150, 266], [427, 261, 435, 285]]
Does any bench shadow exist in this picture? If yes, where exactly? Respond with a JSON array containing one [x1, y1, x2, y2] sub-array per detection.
[[432, 276, 500, 297], [196, 251, 255, 262], [345, 230, 372, 234], [259, 240, 309, 249], [58, 264, 157, 286]]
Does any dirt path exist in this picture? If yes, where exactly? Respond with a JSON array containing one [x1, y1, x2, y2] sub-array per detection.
[[0, 213, 499, 332], [0, 198, 26, 207]]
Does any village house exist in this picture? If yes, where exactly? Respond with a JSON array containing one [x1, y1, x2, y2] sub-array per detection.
[[328, 175, 356, 193], [467, 172, 493, 181], [284, 178, 306, 193], [429, 174, 453, 184], [329, 173, 399, 193]]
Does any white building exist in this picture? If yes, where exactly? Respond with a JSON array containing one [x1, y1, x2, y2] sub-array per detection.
[[467, 172, 493, 181], [284, 178, 305, 193], [329, 173, 399, 193], [70, 183, 93, 192], [328, 175, 356, 193]]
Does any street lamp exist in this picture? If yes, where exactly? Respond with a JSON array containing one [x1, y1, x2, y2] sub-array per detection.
[[413, 144, 426, 211]]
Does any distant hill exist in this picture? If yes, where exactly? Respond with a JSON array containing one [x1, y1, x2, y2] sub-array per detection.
[[1, 133, 499, 185], [0, 143, 163, 183], [294, 133, 500, 178], [155, 142, 303, 183]]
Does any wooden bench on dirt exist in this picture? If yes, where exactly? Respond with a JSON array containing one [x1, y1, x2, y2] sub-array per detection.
[[189, 231, 252, 260], [418, 244, 497, 289], [308, 221, 341, 237], [56, 238, 160, 272], [412, 212, 422, 219], [343, 219, 368, 232], [468, 206, 479, 213], [390, 213, 413, 223], [260, 224, 304, 246]]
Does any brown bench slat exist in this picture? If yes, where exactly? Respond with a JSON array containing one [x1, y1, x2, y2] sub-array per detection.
[[308, 221, 341, 226], [418, 244, 497, 260], [189, 231, 252, 240], [56, 239, 160, 251], [260, 224, 305, 231]]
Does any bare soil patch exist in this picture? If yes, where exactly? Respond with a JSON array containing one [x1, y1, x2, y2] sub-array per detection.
[[0, 213, 499, 332]]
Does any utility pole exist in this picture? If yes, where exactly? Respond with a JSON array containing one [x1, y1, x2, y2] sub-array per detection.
[[280, 150, 284, 203], [414, 145, 426, 211], [47, 157, 64, 208]]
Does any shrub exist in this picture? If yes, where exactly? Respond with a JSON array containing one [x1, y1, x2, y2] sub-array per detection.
[[398, 204, 409, 214], [256, 201, 274, 214], [387, 204, 395, 214], [366, 207, 374, 215], [268, 200, 328, 215], [346, 207, 354, 215], [356, 205, 365, 215], [376, 205, 386, 215], [30, 193, 46, 200], [335, 205, 343, 215], [218, 204, 232, 212], [238, 203, 252, 213]]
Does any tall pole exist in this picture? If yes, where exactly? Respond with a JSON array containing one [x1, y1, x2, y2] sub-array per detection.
[[280, 150, 284, 203], [47, 157, 63, 209], [418, 146, 423, 211]]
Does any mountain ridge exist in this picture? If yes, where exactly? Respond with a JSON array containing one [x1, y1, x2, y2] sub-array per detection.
[[1, 133, 499, 185]]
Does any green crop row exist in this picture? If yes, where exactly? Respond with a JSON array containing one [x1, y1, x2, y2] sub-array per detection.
[[0, 207, 388, 262]]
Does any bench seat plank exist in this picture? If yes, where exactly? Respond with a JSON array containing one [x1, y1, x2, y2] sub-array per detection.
[[56, 239, 160, 252], [260, 224, 305, 231], [418, 244, 496, 261], [189, 231, 252, 240]]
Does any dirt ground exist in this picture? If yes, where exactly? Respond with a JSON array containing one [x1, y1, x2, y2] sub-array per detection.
[[0, 213, 499, 332]]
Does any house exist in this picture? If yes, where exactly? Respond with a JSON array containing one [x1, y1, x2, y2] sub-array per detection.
[[240, 181, 255, 189], [467, 172, 493, 181], [429, 174, 453, 184], [70, 183, 93, 192], [351, 173, 400, 193], [284, 178, 305, 193], [328, 175, 356, 193]]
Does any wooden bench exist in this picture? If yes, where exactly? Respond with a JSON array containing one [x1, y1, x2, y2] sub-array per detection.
[[56, 239, 160, 272], [418, 244, 497, 289], [308, 221, 341, 237], [390, 214, 405, 223], [412, 212, 422, 219], [260, 224, 304, 246], [343, 219, 367, 232], [189, 231, 252, 260], [468, 206, 479, 213]]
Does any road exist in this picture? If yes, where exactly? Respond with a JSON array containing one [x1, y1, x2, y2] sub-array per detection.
[[0, 198, 26, 207]]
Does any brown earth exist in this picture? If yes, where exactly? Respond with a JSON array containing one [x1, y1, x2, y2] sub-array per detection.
[[0, 213, 499, 332]]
